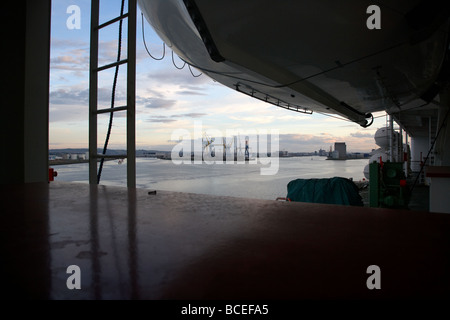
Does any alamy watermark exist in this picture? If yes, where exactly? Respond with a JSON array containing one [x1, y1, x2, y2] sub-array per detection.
[[66, 265, 81, 290], [170, 122, 280, 175], [366, 265, 381, 290], [65, 4, 379, 31], [64, 264, 380, 291], [367, 5, 381, 30], [66, 5, 81, 30]]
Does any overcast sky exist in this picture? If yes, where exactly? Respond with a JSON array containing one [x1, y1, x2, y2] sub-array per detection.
[[50, 0, 388, 152]]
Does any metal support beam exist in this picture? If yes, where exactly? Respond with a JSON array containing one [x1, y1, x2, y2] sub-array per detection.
[[389, 115, 394, 162], [369, 162, 380, 207], [405, 133, 409, 177], [429, 116, 432, 151], [400, 126, 403, 164], [96, 106, 128, 114], [96, 59, 128, 72], [127, 0, 137, 188], [435, 86, 450, 166], [89, 0, 99, 185], [97, 13, 129, 29]]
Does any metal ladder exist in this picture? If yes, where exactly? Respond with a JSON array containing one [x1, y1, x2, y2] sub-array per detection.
[[89, 0, 137, 188]]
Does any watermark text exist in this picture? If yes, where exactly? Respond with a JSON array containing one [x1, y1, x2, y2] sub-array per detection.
[[171, 122, 280, 175]]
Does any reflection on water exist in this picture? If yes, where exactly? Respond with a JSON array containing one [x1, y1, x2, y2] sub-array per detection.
[[54, 157, 367, 200]]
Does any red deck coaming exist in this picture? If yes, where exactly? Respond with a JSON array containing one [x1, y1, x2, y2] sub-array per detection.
[[1, 182, 449, 299]]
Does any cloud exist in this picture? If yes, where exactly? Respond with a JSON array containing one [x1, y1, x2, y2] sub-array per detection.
[[49, 86, 128, 122], [350, 132, 373, 138], [150, 119, 177, 123], [147, 66, 210, 87], [50, 88, 89, 105], [229, 115, 274, 124], [176, 90, 206, 96], [51, 39, 88, 49], [99, 40, 128, 64], [280, 134, 335, 147], [172, 113, 207, 118], [174, 84, 208, 96], [147, 115, 177, 123], [142, 97, 177, 109], [49, 105, 87, 123], [50, 42, 89, 72], [50, 39, 130, 73], [52, 56, 79, 64], [50, 87, 124, 105], [146, 113, 207, 123]]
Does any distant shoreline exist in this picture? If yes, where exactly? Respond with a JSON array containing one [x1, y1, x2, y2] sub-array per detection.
[[49, 159, 119, 166], [325, 158, 369, 161], [50, 159, 89, 166], [50, 156, 370, 166]]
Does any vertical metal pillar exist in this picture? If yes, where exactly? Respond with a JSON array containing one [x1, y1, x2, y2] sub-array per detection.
[[127, 0, 137, 188], [400, 126, 403, 164], [429, 117, 432, 150], [89, 0, 99, 185], [405, 133, 409, 177], [435, 86, 450, 166], [369, 162, 380, 207], [389, 115, 394, 162], [429, 116, 434, 166]]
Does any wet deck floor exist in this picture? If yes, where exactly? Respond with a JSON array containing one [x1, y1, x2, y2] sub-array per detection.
[[1, 182, 449, 299]]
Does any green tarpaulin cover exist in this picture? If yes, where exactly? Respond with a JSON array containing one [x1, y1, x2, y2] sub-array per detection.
[[286, 177, 363, 206]]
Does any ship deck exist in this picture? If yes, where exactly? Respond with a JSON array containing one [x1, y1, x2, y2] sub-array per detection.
[[1, 182, 449, 300]]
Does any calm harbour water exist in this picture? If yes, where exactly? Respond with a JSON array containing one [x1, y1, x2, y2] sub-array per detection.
[[53, 156, 368, 200], [54, 157, 368, 200]]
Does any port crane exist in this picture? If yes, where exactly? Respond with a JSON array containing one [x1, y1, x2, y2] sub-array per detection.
[[202, 133, 215, 157]]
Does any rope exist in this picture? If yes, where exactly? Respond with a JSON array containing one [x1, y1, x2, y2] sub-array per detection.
[[97, 0, 125, 184], [171, 50, 186, 70], [141, 13, 165, 60], [141, 14, 202, 78], [188, 64, 202, 77]]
